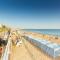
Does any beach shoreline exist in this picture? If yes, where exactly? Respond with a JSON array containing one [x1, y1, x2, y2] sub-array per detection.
[[23, 31, 60, 44], [0, 28, 60, 60]]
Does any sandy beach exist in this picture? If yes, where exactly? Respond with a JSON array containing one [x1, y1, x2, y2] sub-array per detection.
[[9, 35, 60, 60], [8, 30, 60, 60], [0, 29, 60, 60], [24, 32, 60, 44], [0, 0, 60, 59]]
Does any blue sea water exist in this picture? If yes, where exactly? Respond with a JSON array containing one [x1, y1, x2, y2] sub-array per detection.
[[23, 29, 60, 37]]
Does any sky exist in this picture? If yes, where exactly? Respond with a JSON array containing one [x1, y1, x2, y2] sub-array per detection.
[[0, 0, 60, 29]]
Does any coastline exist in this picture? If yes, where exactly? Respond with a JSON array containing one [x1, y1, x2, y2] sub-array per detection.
[[23, 31, 60, 44], [0, 28, 60, 60]]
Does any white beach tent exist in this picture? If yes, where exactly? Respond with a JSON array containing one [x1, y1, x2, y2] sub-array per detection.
[[24, 35, 60, 58]]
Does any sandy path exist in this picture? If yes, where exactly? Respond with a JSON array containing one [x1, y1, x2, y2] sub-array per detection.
[[10, 38, 60, 60], [10, 41, 33, 60]]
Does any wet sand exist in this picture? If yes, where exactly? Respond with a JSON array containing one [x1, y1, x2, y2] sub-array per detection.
[[10, 37, 60, 60]]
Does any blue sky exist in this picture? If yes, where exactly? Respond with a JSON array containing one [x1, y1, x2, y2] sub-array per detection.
[[0, 0, 60, 29]]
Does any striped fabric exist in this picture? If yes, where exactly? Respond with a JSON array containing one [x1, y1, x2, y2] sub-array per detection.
[[24, 35, 60, 58]]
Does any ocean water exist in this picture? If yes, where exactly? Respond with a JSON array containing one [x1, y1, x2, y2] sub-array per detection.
[[23, 29, 60, 37]]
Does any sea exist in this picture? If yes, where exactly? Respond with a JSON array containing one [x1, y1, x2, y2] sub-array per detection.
[[23, 29, 60, 37]]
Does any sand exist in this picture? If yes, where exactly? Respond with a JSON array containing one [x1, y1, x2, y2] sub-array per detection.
[[24, 32, 60, 44], [10, 37, 60, 60], [2, 30, 59, 60], [1, 27, 60, 60]]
